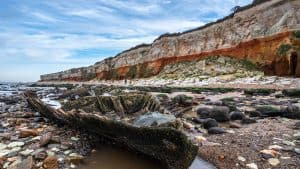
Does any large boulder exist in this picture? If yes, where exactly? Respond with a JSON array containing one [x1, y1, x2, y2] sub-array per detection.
[[197, 106, 230, 122], [202, 118, 218, 129], [229, 111, 246, 120]]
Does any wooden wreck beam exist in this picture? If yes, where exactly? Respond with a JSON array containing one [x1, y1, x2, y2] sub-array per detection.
[[24, 92, 198, 169]]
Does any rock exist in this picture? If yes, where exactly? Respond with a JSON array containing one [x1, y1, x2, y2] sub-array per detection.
[[237, 156, 246, 162], [294, 148, 300, 154], [19, 129, 38, 138], [197, 106, 230, 122], [282, 140, 295, 147], [242, 117, 257, 124], [246, 163, 258, 169], [255, 105, 282, 117], [282, 104, 300, 119], [40, 132, 52, 147], [19, 149, 34, 156], [194, 136, 207, 144], [202, 118, 218, 129], [260, 149, 279, 159], [43, 156, 58, 169], [7, 142, 24, 148], [68, 153, 84, 164], [182, 121, 194, 130], [70, 137, 79, 141], [172, 95, 193, 106], [208, 127, 226, 134], [282, 89, 300, 97], [191, 117, 204, 124], [268, 145, 283, 151], [295, 121, 300, 129], [229, 111, 246, 120], [247, 111, 261, 117], [0, 143, 7, 150], [229, 122, 241, 128], [268, 158, 280, 166], [293, 132, 300, 140], [133, 112, 176, 127]]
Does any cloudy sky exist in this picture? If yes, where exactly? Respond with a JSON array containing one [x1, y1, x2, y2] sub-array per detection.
[[0, 0, 252, 82]]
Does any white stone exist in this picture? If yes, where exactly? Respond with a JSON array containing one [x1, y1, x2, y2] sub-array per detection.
[[268, 145, 282, 150], [0, 143, 7, 150], [246, 163, 258, 169], [268, 158, 280, 166], [282, 140, 295, 147], [71, 137, 79, 141], [7, 142, 24, 148], [238, 156, 246, 162], [19, 149, 34, 156]]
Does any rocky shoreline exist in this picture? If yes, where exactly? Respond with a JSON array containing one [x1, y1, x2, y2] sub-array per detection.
[[0, 83, 300, 169]]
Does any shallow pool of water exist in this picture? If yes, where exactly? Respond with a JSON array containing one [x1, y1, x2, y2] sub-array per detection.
[[78, 146, 216, 169]]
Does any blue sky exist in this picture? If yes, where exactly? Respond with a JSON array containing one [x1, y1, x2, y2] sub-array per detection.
[[0, 0, 252, 82]]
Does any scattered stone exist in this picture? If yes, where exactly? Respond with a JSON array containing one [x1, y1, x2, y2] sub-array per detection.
[[43, 156, 58, 169], [238, 156, 246, 162], [268, 145, 282, 151], [68, 153, 84, 164], [7, 142, 24, 148], [183, 121, 194, 130], [0, 143, 7, 150], [260, 149, 279, 159], [229, 122, 241, 128], [246, 163, 258, 169], [194, 136, 207, 144], [282, 140, 295, 147], [268, 158, 280, 166], [208, 127, 226, 134], [242, 117, 257, 124], [229, 111, 245, 120], [19, 149, 34, 156], [70, 137, 79, 142], [202, 118, 218, 129], [33, 149, 47, 160], [19, 128, 38, 138], [294, 148, 300, 154]]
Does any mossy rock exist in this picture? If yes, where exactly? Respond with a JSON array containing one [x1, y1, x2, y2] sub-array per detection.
[[255, 105, 283, 117], [282, 89, 300, 97]]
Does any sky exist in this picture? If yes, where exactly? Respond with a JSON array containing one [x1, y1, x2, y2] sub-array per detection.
[[0, 0, 252, 82]]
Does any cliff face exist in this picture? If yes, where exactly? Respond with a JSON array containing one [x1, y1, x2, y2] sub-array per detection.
[[40, 0, 300, 81]]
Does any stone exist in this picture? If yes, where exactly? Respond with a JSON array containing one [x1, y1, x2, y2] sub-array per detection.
[[33, 149, 47, 160], [0, 143, 7, 150], [194, 136, 207, 144], [294, 148, 300, 154], [241, 117, 257, 124], [209, 106, 230, 122], [282, 140, 295, 147], [68, 153, 84, 164], [40, 132, 52, 147], [229, 122, 241, 128], [295, 121, 300, 129], [237, 156, 246, 162], [208, 127, 226, 134], [282, 104, 300, 119], [19, 149, 34, 156], [229, 111, 246, 120], [260, 149, 279, 159], [70, 137, 79, 141], [19, 129, 38, 138], [7, 147, 22, 157], [292, 132, 300, 140], [202, 118, 218, 129], [247, 111, 261, 117], [43, 156, 58, 169], [268, 145, 283, 151], [8, 156, 33, 169], [182, 121, 194, 130], [268, 158, 280, 166], [7, 142, 24, 149], [246, 163, 258, 169], [255, 105, 282, 117]]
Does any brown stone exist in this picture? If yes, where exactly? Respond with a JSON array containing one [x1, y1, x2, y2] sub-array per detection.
[[19, 129, 38, 138], [43, 156, 58, 169]]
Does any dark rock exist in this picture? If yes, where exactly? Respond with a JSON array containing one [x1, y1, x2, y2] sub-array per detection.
[[208, 127, 226, 134], [282, 104, 300, 119], [242, 117, 257, 124], [244, 89, 275, 96], [295, 121, 300, 129], [229, 111, 246, 120], [282, 89, 300, 97], [202, 118, 218, 129], [172, 94, 193, 106], [247, 110, 261, 117], [255, 106, 283, 117], [191, 117, 205, 124], [196, 107, 211, 119], [210, 106, 230, 122]]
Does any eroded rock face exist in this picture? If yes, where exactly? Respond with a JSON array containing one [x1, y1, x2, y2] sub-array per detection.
[[40, 0, 300, 81]]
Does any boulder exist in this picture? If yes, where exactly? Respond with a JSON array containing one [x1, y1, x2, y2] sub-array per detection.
[[202, 118, 218, 129], [197, 106, 230, 122], [172, 95, 193, 106], [229, 111, 246, 120], [133, 112, 176, 127], [282, 89, 300, 97], [255, 105, 283, 117]]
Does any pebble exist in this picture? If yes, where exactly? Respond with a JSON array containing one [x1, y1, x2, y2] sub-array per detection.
[[282, 140, 295, 147], [238, 156, 246, 162], [293, 132, 300, 140], [40, 132, 52, 147], [194, 135, 207, 144], [268, 145, 282, 150], [19, 149, 34, 156], [19, 128, 38, 138], [295, 148, 300, 154], [260, 149, 279, 159], [268, 158, 280, 166], [7, 142, 24, 148], [68, 153, 84, 164], [183, 121, 194, 130], [71, 137, 79, 141], [43, 156, 59, 169], [229, 122, 241, 128], [246, 163, 258, 169], [0, 143, 7, 150]]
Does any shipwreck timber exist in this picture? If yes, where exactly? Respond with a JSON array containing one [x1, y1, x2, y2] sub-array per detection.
[[24, 91, 198, 169]]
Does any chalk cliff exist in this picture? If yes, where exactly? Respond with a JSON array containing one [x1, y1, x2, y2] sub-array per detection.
[[40, 0, 300, 81]]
